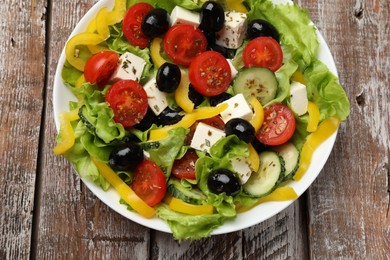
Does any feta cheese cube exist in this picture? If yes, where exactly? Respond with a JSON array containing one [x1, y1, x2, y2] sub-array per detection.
[[227, 59, 238, 78], [190, 122, 226, 153], [230, 156, 252, 184], [170, 6, 200, 27], [290, 81, 308, 116], [216, 11, 247, 49], [218, 94, 254, 123], [111, 52, 146, 82], [143, 78, 169, 116]]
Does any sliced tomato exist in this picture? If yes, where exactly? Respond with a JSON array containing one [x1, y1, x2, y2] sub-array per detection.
[[172, 149, 199, 180], [122, 3, 153, 48], [186, 116, 225, 145], [256, 103, 296, 146], [84, 51, 119, 88], [189, 51, 231, 96], [243, 37, 283, 72], [105, 80, 148, 128], [131, 160, 166, 206], [164, 24, 207, 66]]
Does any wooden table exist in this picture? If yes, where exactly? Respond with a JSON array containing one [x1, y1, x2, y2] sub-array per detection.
[[1, 0, 389, 259]]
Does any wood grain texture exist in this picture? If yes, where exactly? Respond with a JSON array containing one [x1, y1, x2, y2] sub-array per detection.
[[33, 1, 150, 259], [301, 0, 390, 259], [0, 0, 47, 259]]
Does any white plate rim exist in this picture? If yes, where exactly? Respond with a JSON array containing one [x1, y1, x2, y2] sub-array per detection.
[[53, 0, 339, 235]]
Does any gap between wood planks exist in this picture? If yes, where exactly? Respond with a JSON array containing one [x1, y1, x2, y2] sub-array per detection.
[[30, 0, 52, 259]]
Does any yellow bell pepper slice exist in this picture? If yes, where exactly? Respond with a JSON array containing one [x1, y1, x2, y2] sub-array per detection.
[[175, 69, 195, 113], [150, 38, 167, 68], [53, 109, 80, 155], [149, 104, 228, 141], [65, 33, 106, 71], [226, 0, 248, 13], [106, 0, 127, 25], [249, 97, 264, 132], [291, 70, 305, 84], [293, 116, 340, 181], [167, 197, 214, 215], [96, 8, 110, 39], [247, 143, 260, 173], [75, 74, 86, 89], [237, 186, 298, 213], [91, 157, 156, 218], [306, 101, 320, 132]]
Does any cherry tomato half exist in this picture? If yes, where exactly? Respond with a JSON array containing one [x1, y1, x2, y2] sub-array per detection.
[[84, 51, 119, 88], [122, 3, 153, 49], [172, 149, 199, 180], [243, 37, 283, 72], [256, 103, 296, 146], [131, 160, 166, 206], [189, 51, 231, 96], [186, 116, 225, 145], [164, 24, 207, 66], [105, 80, 148, 128]]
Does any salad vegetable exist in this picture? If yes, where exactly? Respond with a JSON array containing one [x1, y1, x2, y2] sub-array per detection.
[[55, 0, 350, 240]]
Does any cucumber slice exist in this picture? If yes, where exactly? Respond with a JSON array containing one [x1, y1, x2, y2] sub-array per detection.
[[167, 178, 207, 205], [243, 151, 284, 198], [233, 67, 278, 105], [78, 105, 96, 133], [271, 142, 300, 181]]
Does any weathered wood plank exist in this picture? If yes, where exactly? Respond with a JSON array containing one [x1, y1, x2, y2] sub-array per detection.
[[34, 1, 150, 259], [303, 0, 390, 258], [151, 231, 243, 259], [0, 0, 47, 259], [242, 199, 308, 259]]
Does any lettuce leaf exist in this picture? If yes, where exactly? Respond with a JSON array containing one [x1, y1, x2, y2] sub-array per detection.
[[156, 204, 224, 240], [304, 59, 350, 121]]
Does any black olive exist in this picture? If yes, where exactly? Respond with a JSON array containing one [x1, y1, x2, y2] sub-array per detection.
[[134, 108, 157, 131], [199, 1, 225, 33], [188, 84, 205, 107], [156, 63, 181, 93], [247, 19, 280, 42], [225, 118, 255, 143], [157, 107, 184, 126], [208, 169, 241, 196], [141, 8, 170, 38], [251, 137, 268, 153], [207, 43, 228, 58], [109, 143, 144, 171], [209, 92, 232, 106], [202, 30, 216, 44]]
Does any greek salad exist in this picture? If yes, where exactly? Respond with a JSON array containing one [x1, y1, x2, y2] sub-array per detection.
[[55, 0, 350, 240]]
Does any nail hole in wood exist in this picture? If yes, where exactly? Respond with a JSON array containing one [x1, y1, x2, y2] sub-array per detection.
[[356, 92, 365, 107], [354, 7, 364, 19]]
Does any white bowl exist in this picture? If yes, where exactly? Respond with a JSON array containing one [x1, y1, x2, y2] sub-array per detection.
[[53, 0, 338, 235]]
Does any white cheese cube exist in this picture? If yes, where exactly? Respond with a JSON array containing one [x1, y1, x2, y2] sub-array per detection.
[[170, 6, 200, 27], [218, 94, 254, 123], [290, 81, 308, 116], [111, 52, 146, 82], [230, 156, 252, 184], [143, 78, 169, 116], [190, 122, 226, 153], [216, 11, 247, 49], [227, 59, 238, 78]]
